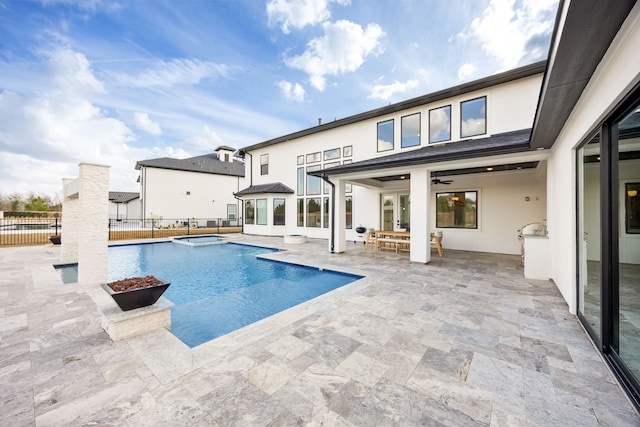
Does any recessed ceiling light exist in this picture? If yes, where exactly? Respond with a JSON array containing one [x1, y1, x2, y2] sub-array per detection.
[[486, 167, 493, 171]]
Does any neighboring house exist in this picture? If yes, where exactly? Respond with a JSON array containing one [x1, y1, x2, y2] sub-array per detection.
[[236, 1, 640, 408], [135, 146, 245, 224], [108, 191, 140, 220]]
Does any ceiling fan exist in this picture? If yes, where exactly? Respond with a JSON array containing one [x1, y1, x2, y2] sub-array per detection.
[[431, 172, 453, 185]]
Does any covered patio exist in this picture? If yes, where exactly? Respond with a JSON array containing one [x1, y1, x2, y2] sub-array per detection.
[[1, 235, 637, 425]]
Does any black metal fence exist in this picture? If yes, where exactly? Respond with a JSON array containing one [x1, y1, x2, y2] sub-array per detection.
[[0, 217, 242, 246], [108, 217, 243, 241], [0, 217, 62, 246]]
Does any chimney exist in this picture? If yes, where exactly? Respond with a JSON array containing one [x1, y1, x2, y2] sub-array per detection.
[[318, 118, 322, 126]]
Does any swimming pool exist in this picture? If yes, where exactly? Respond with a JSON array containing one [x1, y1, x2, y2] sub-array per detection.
[[173, 235, 224, 246], [107, 242, 361, 347]]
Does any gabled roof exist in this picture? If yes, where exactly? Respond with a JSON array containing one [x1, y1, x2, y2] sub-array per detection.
[[135, 153, 245, 177], [215, 145, 236, 152], [239, 61, 546, 153], [308, 129, 532, 177], [234, 182, 294, 196], [109, 191, 139, 203]]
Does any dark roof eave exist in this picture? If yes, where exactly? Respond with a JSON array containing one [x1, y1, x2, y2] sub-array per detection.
[[241, 61, 546, 153], [309, 143, 531, 177]]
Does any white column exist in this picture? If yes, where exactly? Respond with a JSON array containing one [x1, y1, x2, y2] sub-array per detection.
[[410, 169, 431, 263], [331, 177, 347, 253], [61, 178, 79, 264], [77, 163, 110, 287]]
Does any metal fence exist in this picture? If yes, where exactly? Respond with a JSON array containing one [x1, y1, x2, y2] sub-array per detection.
[[108, 217, 243, 241], [0, 217, 62, 246], [0, 217, 242, 246]]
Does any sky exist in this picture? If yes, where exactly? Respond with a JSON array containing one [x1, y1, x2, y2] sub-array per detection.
[[0, 0, 559, 199]]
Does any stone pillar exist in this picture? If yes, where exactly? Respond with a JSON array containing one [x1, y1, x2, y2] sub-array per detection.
[[77, 163, 110, 287], [331, 178, 347, 253], [61, 178, 79, 264], [410, 169, 431, 264]]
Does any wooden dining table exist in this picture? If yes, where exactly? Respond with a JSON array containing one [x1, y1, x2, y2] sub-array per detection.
[[373, 230, 444, 256]]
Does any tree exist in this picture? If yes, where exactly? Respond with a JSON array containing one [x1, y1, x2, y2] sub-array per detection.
[[25, 196, 50, 212]]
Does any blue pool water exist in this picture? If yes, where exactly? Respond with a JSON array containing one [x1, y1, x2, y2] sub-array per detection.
[[107, 242, 361, 347], [173, 235, 222, 245]]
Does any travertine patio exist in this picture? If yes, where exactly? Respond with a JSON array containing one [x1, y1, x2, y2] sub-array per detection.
[[1, 235, 639, 426]]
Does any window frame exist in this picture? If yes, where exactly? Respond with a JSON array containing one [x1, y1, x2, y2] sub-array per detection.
[[460, 96, 487, 138], [435, 190, 478, 229], [273, 198, 286, 226], [306, 198, 321, 228], [244, 199, 255, 225], [429, 105, 451, 143], [401, 112, 421, 148], [256, 198, 267, 225], [377, 119, 394, 152], [306, 165, 322, 195], [297, 199, 304, 227], [260, 154, 269, 175]]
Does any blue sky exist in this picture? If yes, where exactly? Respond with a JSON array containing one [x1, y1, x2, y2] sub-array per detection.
[[0, 0, 558, 197]]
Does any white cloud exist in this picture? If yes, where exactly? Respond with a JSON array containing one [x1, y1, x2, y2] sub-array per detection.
[[182, 125, 224, 151], [285, 20, 385, 91], [266, 0, 350, 33], [114, 59, 229, 88], [278, 80, 306, 102], [133, 112, 162, 135], [461, 0, 557, 70], [368, 79, 418, 101], [462, 117, 486, 137], [429, 107, 451, 141], [457, 62, 477, 81]]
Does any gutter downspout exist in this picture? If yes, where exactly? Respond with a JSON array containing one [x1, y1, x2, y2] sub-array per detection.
[[320, 174, 335, 253]]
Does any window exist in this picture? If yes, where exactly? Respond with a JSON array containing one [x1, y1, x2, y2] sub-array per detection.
[[224, 153, 230, 162], [306, 198, 321, 228], [324, 148, 340, 160], [436, 191, 477, 229], [297, 199, 304, 227], [245, 199, 255, 225], [227, 204, 236, 220], [306, 152, 321, 163], [343, 145, 352, 157], [323, 198, 329, 228], [460, 97, 486, 138], [377, 119, 394, 152], [256, 199, 267, 225], [306, 165, 321, 195], [626, 183, 640, 234], [297, 167, 304, 196], [401, 113, 420, 148], [273, 198, 285, 226], [297, 155, 304, 165], [346, 196, 352, 229], [323, 162, 339, 194], [343, 160, 352, 193], [260, 154, 269, 175], [429, 105, 451, 143]]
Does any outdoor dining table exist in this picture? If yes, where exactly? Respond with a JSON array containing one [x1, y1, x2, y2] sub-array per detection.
[[373, 230, 444, 256]]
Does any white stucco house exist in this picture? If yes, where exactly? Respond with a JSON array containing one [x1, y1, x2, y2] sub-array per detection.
[[135, 146, 245, 224], [108, 191, 140, 220], [236, 1, 640, 409]]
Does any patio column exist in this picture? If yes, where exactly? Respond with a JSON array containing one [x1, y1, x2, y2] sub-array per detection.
[[410, 169, 431, 263], [77, 163, 110, 287], [331, 177, 347, 253]]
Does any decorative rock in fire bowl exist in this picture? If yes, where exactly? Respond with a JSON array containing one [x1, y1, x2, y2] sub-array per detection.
[[101, 275, 170, 311]]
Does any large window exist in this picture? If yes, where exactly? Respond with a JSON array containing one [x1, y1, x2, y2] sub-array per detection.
[[436, 191, 477, 229], [323, 198, 329, 229], [297, 199, 304, 227], [460, 97, 486, 138], [401, 113, 420, 148], [297, 167, 304, 196], [260, 154, 269, 175], [306, 198, 321, 228], [227, 204, 236, 220], [306, 165, 321, 195], [256, 199, 267, 225], [625, 182, 640, 234], [429, 105, 451, 143], [346, 196, 352, 229], [273, 198, 285, 226], [245, 199, 255, 225], [377, 119, 394, 152]]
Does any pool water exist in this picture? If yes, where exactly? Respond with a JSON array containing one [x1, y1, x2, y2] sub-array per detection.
[[108, 242, 361, 347], [173, 235, 223, 246]]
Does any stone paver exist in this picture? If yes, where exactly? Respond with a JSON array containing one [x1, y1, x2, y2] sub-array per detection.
[[1, 235, 638, 426]]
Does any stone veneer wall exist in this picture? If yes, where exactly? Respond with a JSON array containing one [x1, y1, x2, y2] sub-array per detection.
[[61, 178, 79, 264]]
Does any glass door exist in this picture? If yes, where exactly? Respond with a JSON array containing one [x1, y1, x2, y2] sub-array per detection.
[[614, 101, 640, 382], [381, 193, 411, 231], [578, 134, 602, 342]]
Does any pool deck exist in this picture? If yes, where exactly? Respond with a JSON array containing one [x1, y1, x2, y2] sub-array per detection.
[[1, 234, 639, 426]]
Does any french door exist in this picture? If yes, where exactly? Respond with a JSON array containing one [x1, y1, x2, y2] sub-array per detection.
[[381, 194, 410, 231]]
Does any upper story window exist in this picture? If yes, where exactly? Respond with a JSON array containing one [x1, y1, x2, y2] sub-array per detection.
[[324, 148, 340, 160], [377, 119, 394, 152], [460, 96, 486, 138], [306, 165, 321, 195], [429, 105, 451, 143], [401, 113, 421, 148], [260, 154, 269, 175]]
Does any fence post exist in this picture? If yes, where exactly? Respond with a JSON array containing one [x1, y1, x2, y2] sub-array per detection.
[[187, 219, 190, 235], [152, 218, 155, 238]]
